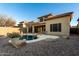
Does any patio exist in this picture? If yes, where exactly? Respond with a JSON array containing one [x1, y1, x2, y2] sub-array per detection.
[[0, 35, 79, 56]]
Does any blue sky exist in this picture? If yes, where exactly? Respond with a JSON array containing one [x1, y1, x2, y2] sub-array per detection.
[[0, 3, 79, 26]]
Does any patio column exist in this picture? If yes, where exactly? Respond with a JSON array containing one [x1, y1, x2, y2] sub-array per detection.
[[27, 27, 29, 33], [32, 26, 34, 33]]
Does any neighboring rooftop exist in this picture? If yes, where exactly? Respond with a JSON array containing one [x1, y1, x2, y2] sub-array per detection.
[[71, 26, 77, 28]]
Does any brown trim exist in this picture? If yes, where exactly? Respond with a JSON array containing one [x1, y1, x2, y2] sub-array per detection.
[[26, 22, 45, 26], [32, 22, 45, 26], [45, 12, 73, 21]]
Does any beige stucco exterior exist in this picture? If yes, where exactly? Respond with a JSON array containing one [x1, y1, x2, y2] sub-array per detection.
[[45, 16, 71, 36], [14, 12, 73, 37], [20, 15, 71, 37]]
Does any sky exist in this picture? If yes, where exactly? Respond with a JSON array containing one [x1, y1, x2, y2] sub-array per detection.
[[0, 3, 79, 26]]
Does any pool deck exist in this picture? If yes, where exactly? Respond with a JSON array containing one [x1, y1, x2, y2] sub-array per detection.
[[0, 35, 79, 56], [26, 34, 60, 43]]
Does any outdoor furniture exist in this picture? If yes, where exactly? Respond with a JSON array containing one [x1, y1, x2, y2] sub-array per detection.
[[8, 38, 26, 48]]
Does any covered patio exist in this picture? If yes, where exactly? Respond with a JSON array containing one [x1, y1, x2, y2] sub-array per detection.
[[26, 22, 46, 34], [34, 25, 45, 33]]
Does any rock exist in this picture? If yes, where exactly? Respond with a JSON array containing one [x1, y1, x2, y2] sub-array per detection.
[[9, 39, 27, 48]]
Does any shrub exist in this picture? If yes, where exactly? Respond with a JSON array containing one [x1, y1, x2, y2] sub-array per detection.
[[7, 32, 21, 38]]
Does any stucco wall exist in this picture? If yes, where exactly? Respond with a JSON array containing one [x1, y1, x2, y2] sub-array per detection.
[[45, 16, 70, 36], [0, 27, 20, 36]]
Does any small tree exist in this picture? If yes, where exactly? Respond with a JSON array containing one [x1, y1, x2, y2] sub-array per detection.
[[0, 15, 16, 27], [0, 15, 7, 27], [5, 18, 16, 27]]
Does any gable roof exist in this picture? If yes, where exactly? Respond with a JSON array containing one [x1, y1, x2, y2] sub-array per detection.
[[45, 12, 73, 21], [38, 13, 52, 19]]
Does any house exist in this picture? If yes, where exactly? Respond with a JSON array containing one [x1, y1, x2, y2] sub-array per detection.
[[19, 12, 73, 37], [77, 18, 79, 34], [77, 18, 79, 28], [70, 18, 79, 34], [70, 26, 77, 34]]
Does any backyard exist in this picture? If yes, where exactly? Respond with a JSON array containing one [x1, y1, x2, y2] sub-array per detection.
[[0, 35, 79, 56]]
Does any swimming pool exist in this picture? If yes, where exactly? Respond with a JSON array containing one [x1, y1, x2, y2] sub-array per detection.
[[19, 34, 37, 40]]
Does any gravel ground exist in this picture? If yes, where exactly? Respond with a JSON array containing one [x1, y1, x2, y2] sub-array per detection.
[[0, 35, 79, 56]]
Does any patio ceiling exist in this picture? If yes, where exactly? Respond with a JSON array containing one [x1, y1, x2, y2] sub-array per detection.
[[25, 22, 45, 27]]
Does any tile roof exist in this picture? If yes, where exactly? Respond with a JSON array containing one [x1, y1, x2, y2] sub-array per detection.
[[38, 13, 52, 19], [45, 12, 73, 21]]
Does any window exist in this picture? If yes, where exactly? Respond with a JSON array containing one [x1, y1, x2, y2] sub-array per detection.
[[40, 18, 43, 22], [50, 23, 61, 32]]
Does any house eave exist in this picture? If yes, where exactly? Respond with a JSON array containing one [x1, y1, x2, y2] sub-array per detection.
[[45, 12, 73, 21]]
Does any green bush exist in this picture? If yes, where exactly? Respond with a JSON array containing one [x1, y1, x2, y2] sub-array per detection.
[[7, 32, 21, 38]]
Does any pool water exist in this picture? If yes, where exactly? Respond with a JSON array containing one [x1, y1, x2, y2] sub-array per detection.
[[19, 34, 37, 40]]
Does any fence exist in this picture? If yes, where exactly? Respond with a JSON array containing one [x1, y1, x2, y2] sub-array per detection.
[[70, 28, 79, 35], [0, 27, 20, 36]]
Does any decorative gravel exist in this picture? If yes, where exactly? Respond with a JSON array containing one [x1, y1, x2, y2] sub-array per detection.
[[0, 35, 79, 56]]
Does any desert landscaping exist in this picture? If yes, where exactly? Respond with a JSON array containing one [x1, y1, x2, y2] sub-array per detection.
[[0, 35, 79, 56]]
